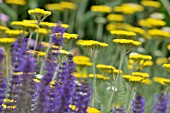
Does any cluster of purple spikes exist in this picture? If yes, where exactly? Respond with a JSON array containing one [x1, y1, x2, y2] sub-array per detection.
[[0, 25, 92, 113]]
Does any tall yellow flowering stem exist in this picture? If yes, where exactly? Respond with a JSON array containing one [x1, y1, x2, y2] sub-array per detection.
[[34, 22, 40, 50], [27, 32, 33, 49], [108, 50, 125, 112]]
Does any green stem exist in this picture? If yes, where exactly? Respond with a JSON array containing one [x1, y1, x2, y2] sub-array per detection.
[[164, 86, 169, 95], [107, 51, 125, 112], [27, 32, 33, 49], [64, 9, 69, 23], [34, 23, 40, 51], [96, 23, 103, 41], [92, 56, 97, 107], [125, 87, 134, 110], [39, 37, 52, 75], [127, 89, 136, 113]]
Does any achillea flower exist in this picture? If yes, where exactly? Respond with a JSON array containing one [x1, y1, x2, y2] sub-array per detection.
[[40, 22, 69, 29], [45, 3, 64, 11], [87, 106, 101, 113], [73, 56, 92, 68], [5, 29, 25, 38], [153, 77, 168, 85], [107, 14, 124, 22], [157, 58, 169, 65], [163, 64, 170, 73], [5, 0, 26, 5], [113, 39, 141, 53], [110, 30, 136, 38], [77, 40, 108, 57], [28, 8, 51, 22], [0, 38, 16, 43], [132, 72, 149, 78], [89, 74, 110, 80], [113, 3, 143, 14], [11, 21, 38, 32], [153, 94, 168, 113], [0, 26, 9, 33], [141, 1, 160, 8], [132, 94, 145, 113], [60, 1, 76, 10], [91, 5, 112, 13], [113, 107, 126, 113], [148, 29, 170, 39], [96, 64, 115, 75]]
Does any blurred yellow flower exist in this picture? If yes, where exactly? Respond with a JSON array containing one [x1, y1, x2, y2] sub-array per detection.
[[107, 14, 124, 22], [60, 1, 76, 10], [132, 72, 149, 78], [96, 64, 115, 75], [91, 5, 112, 13], [87, 107, 101, 113], [156, 58, 169, 65], [0, 38, 16, 43], [45, 3, 64, 11], [5, 0, 26, 5], [110, 30, 136, 38], [141, 1, 160, 8]]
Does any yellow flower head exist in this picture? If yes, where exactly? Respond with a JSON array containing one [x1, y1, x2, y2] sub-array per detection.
[[74, 60, 92, 67], [0, 26, 9, 32], [153, 77, 168, 85], [35, 28, 48, 35], [69, 104, 78, 111], [107, 14, 124, 22], [114, 69, 123, 76], [146, 18, 166, 27], [73, 55, 91, 62], [113, 3, 143, 14], [113, 39, 141, 53], [23, 20, 37, 24], [123, 75, 144, 83], [28, 8, 51, 22], [138, 19, 152, 28], [141, 1, 160, 8], [163, 64, 170, 69], [125, 26, 145, 35], [45, 3, 64, 11], [91, 5, 112, 13], [87, 107, 101, 113], [110, 30, 136, 38], [77, 40, 108, 57], [63, 33, 78, 39], [40, 22, 69, 29], [0, 38, 16, 43], [147, 29, 170, 39], [5, 29, 26, 38], [156, 58, 169, 65], [132, 72, 149, 78], [5, 0, 26, 5], [96, 64, 115, 75], [11, 21, 38, 31], [60, 1, 76, 10], [74, 72, 88, 78], [129, 54, 152, 61], [89, 74, 109, 80], [142, 78, 152, 85], [106, 23, 131, 31]]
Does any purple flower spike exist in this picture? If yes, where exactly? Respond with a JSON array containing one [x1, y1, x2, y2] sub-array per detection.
[[132, 93, 145, 113], [0, 48, 6, 112], [113, 107, 126, 113], [153, 94, 168, 113]]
